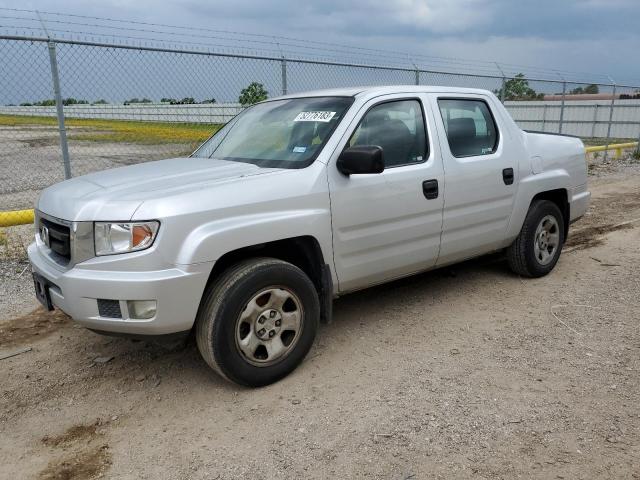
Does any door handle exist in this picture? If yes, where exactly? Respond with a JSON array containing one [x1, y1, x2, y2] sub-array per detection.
[[422, 179, 439, 199], [502, 168, 514, 185]]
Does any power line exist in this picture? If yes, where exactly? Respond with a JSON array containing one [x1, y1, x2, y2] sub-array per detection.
[[0, 8, 636, 84]]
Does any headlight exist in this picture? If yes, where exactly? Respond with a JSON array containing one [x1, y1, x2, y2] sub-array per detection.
[[94, 221, 159, 256]]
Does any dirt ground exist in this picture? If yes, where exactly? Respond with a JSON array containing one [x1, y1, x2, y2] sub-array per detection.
[[1, 163, 639, 479]]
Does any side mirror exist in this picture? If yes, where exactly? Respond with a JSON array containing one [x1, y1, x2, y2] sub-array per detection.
[[337, 146, 384, 175]]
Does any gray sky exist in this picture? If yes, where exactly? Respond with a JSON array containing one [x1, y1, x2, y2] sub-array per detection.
[[2, 0, 637, 83]]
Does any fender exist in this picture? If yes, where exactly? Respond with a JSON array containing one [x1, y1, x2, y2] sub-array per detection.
[[175, 208, 334, 271], [505, 169, 570, 241]]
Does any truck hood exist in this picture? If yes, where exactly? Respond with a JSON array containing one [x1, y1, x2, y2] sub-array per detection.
[[37, 157, 282, 221]]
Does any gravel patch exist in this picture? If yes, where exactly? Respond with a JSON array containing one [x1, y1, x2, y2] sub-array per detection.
[[1, 124, 192, 210], [0, 224, 34, 321]]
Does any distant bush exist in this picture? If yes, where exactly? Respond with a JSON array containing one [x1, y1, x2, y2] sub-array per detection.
[[571, 84, 599, 95], [62, 98, 89, 105], [33, 99, 56, 106], [239, 82, 268, 106], [124, 97, 152, 105]]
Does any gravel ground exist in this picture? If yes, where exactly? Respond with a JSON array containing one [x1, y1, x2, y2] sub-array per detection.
[[0, 224, 32, 322], [0, 124, 192, 210], [0, 161, 639, 479]]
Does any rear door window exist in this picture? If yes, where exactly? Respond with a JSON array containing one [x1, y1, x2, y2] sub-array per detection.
[[438, 99, 499, 157]]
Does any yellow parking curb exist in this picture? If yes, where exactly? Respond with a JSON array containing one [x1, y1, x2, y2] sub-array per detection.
[[585, 142, 638, 159], [0, 209, 34, 227]]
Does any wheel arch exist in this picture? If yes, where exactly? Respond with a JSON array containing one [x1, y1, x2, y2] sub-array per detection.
[[531, 188, 570, 238], [506, 170, 571, 241], [203, 236, 333, 323]]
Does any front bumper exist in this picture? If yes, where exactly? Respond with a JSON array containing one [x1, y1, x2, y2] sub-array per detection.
[[28, 242, 213, 335]]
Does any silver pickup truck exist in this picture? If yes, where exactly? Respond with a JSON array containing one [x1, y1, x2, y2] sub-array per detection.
[[29, 86, 590, 386]]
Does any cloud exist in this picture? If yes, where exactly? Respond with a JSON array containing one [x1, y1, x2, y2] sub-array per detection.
[[361, 0, 492, 33], [1, 0, 639, 83]]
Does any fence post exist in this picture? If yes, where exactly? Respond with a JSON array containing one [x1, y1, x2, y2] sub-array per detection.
[[603, 84, 617, 163], [281, 57, 287, 96], [499, 77, 506, 103], [558, 81, 566, 134], [542, 104, 547, 132], [47, 41, 72, 179], [591, 104, 598, 139]]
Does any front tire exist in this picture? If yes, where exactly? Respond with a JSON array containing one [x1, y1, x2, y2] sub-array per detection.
[[196, 258, 319, 387], [507, 200, 564, 278]]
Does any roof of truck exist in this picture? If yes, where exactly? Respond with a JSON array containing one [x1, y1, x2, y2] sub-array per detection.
[[274, 85, 492, 100]]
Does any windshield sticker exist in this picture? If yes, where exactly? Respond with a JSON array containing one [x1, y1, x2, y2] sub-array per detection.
[[294, 111, 336, 122], [292, 146, 307, 153]]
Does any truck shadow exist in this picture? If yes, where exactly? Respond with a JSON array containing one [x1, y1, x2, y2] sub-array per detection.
[[330, 252, 511, 328]]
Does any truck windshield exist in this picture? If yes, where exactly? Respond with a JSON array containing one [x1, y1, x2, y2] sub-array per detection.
[[193, 96, 353, 168]]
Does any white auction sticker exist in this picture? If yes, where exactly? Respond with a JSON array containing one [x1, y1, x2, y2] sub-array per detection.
[[294, 111, 336, 122]]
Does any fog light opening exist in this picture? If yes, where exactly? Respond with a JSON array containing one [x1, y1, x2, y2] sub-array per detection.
[[127, 300, 157, 320]]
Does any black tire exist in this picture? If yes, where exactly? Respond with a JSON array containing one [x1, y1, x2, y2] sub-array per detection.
[[195, 257, 319, 387], [507, 200, 565, 278]]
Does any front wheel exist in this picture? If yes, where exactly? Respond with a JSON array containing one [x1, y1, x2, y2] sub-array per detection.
[[196, 258, 319, 387], [507, 200, 565, 278]]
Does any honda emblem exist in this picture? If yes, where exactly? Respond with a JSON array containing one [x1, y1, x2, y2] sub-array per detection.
[[41, 225, 50, 247]]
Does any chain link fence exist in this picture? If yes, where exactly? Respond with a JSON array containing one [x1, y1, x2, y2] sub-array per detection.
[[2, 34, 640, 226]]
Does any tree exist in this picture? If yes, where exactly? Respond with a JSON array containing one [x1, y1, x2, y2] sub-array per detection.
[[570, 84, 599, 95], [180, 97, 195, 104], [584, 84, 599, 94], [496, 74, 543, 101], [124, 97, 152, 105], [93, 99, 108, 105], [160, 98, 177, 103], [239, 82, 268, 106], [201, 98, 217, 104], [35, 99, 56, 106]]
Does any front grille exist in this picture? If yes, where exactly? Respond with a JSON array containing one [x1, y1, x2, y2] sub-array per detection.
[[97, 299, 122, 319], [40, 218, 71, 260]]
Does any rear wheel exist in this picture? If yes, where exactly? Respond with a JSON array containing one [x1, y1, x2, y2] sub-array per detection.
[[507, 200, 564, 278], [196, 258, 319, 387]]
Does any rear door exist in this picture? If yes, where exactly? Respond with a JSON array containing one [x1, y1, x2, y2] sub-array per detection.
[[429, 94, 518, 265], [328, 94, 444, 292]]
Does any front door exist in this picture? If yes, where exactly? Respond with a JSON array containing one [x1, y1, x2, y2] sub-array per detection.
[[328, 95, 444, 293]]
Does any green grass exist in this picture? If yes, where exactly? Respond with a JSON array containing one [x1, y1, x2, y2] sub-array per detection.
[[0, 114, 222, 145]]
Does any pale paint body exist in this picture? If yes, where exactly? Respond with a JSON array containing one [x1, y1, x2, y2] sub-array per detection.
[[28, 86, 590, 335]]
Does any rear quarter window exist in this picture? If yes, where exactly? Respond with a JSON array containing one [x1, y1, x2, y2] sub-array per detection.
[[438, 98, 499, 157]]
